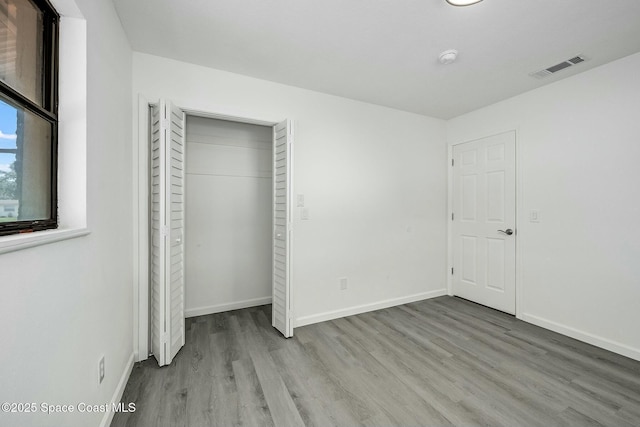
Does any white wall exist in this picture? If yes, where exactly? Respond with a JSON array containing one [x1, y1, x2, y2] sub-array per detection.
[[447, 52, 640, 360], [133, 53, 448, 326], [0, 1, 133, 426], [185, 116, 273, 316]]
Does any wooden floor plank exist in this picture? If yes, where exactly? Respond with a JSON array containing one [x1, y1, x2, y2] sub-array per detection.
[[111, 296, 640, 427]]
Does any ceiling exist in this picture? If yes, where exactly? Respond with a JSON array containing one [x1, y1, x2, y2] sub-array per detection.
[[113, 0, 640, 119]]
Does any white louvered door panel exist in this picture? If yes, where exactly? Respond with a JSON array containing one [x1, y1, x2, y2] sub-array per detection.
[[150, 103, 166, 365], [166, 101, 186, 363], [150, 99, 186, 366], [272, 120, 293, 338]]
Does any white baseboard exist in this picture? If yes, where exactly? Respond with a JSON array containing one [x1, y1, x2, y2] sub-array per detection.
[[295, 289, 447, 328], [185, 296, 272, 318], [521, 313, 640, 362], [99, 352, 134, 427]]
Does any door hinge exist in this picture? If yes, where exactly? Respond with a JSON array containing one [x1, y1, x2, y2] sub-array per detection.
[[451, 159, 454, 166], [160, 333, 168, 344], [161, 225, 169, 237], [451, 268, 454, 275], [452, 213, 454, 221]]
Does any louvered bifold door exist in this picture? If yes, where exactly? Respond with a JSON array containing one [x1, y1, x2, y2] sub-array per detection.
[[272, 119, 293, 338], [166, 101, 186, 364], [150, 103, 166, 366], [150, 99, 186, 367]]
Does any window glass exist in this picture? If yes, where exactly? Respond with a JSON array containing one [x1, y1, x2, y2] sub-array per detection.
[[0, 0, 56, 236], [0, 0, 44, 106], [0, 97, 51, 223]]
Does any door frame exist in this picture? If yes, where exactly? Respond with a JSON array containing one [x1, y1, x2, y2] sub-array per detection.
[[446, 129, 523, 319], [133, 95, 294, 361]]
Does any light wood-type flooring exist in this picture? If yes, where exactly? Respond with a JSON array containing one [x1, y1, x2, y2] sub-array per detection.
[[111, 296, 640, 427]]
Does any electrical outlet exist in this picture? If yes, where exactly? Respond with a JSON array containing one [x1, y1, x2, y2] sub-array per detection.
[[301, 208, 310, 220], [99, 356, 105, 384], [296, 194, 305, 207], [339, 277, 348, 290]]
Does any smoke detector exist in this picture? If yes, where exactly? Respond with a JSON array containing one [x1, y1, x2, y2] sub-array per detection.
[[439, 49, 458, 65]]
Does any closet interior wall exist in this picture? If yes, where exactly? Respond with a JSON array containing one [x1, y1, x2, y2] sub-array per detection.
[[184, 116, 273, 317]]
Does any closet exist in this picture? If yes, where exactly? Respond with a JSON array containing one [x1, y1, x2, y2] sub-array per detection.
[[147, 99, 293, 367]]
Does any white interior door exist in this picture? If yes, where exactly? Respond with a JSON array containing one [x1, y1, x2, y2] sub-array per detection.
[[150, 99, 186, 366], [452, 131, 516, 314], [272, 119, 293, 337]]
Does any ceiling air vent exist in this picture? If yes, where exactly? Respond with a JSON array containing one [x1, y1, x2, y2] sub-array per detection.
[[530, 55, 589, 79]]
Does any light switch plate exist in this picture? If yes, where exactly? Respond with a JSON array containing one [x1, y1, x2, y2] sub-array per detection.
[[296, 194, 305, 207], [301, 208, 310, 220]]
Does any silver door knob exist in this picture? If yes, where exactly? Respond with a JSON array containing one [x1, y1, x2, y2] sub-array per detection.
[[276, 233, 283, 238], [498, 229, 514, 236]]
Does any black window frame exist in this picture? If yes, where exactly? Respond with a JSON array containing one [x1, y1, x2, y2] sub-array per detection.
[[0, 0, 59, 236]]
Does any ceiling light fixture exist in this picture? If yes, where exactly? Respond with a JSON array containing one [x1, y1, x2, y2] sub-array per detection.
[[446, 0, 483, 6]]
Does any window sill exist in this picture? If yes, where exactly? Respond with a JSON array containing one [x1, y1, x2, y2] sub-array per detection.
[[0, 227, 90, 255]]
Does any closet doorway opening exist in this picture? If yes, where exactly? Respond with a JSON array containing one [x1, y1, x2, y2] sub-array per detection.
[[141, 98, 294, 367], [184, 116, 275, 318]]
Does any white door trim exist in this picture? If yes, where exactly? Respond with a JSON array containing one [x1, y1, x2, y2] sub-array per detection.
[[134, 95, 294, 361], [446, 128, 522, 318], [134, 94, 150, 362]]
